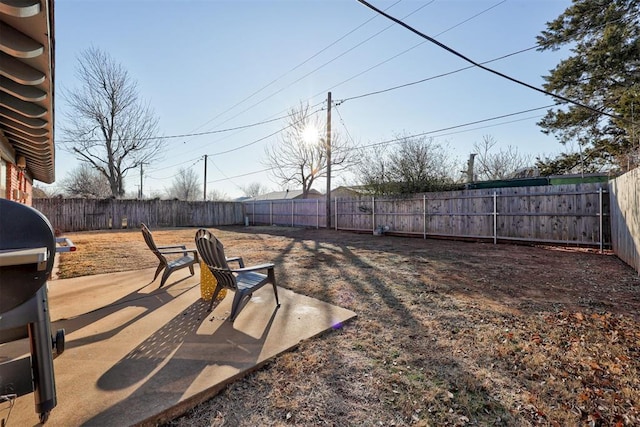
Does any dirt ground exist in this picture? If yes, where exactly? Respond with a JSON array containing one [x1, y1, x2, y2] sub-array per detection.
[[59, 226, 640, 426]]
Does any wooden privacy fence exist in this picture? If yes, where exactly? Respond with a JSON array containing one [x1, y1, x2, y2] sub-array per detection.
[[246, 182, 610, 248], [246, 199, 326, 229], [33, 198, 244, 232], [608, 168, 640, 274]]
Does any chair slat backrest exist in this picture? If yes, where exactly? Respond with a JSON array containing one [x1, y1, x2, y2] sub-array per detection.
[[195, 229, 237, 291], [141, 223, 163, 261]]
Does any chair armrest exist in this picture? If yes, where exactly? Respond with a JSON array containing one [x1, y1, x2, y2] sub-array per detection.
[[225, 256, 245, 268], [158, 248, 198, 257], [157, 244, 187, 250], [231, 263, 274, 273]]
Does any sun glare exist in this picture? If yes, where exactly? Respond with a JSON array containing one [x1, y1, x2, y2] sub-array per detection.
[[302, 124, 320, 145]]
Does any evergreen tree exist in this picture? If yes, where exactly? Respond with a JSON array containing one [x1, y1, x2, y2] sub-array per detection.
[[535, 0, 640, 174]]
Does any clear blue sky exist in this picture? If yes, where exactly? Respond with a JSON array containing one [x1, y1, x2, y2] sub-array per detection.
[[51, 0, 572, 199]]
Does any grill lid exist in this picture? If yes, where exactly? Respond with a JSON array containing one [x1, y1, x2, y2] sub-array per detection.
[[0, 199, 55, 313]]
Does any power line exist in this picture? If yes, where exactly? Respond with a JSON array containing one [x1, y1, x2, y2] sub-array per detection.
[[172, 0, 504, 148], [356, 104, 557, 151], [193, 2, 435, 138], [141, 102, 326, 177], [179, 7, 635, 149], [207, 156, 245, 193], [62, 5, 627, 149], [154, 3, 406, 160], [207, 105, 555, 184], [115, 48, 533, 177], [160, 103, 554, 184], [57, 114, 289, 144], [188, 0, 404, 135], [333, 103, 357, 147], [355, 0, 621, 121], [156, 7, 634, 165], [60, 2, 509, 154], [185, 4, 524, 164], [147, 156, 202, 180], [205, 104, 328, 157], [64, 34, 531, 153], [337, 46, 537, 104], [207, 167, 273, 185], [423, 114, 544, 139], [191, 0, 504, 155], [73, 3, 590, 185], [65, 40, 540, 178], [307, 0, 508, 105], [67, 38, 530, 174]]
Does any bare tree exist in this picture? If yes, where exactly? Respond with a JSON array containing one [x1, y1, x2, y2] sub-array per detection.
[[473, 135, 533, 180], [265, 102, 355, 198], [356, 144, 392, 195], [357, 134, 460, 195], [32, 184, 62, 198], [241, 182, 269, 198], [207, 188, 229, 201], [61, 164, 112, 198], [62, 47, 164, 198], [166, 167, 201, 200]]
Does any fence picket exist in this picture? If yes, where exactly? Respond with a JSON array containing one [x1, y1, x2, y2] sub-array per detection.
[[609, 168, 640, 274]]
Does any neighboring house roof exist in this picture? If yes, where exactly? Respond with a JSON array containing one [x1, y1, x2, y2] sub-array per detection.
[[0, 0, 55, 183], [246, 189, 323, 201], [465, 172, 612, 190]]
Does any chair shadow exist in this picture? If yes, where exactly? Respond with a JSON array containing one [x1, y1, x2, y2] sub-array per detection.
[[51, 274, 195, 351], [81, 299, 279, 426]]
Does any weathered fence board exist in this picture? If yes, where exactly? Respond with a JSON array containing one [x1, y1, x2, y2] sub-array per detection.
[[609, 168, 640, 274], [33, 199, 244, 232]]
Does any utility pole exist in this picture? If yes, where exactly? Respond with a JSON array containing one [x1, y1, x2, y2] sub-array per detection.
[[203, 154, 208, 201], [139, 163, 144, 199], [325, 92, 332, 229], [466, 153, 476, 183]]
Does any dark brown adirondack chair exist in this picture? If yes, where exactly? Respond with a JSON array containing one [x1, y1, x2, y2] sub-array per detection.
[[195, 228, 280, 322], [141, 223, 199, 288]]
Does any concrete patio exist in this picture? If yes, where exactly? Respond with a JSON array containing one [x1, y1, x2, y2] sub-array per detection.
[[5, 267, 356, 426]]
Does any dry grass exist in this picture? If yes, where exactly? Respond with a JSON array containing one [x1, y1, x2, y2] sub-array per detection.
[[58, 226, 640, 426]]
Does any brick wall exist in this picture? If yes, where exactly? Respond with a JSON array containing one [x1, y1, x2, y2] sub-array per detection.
[[5, 162, 33, 205]]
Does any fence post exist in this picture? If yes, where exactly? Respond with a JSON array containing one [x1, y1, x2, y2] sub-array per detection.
[[372, 196, 376, 233], [317, 199, 319, 229], [423, 194, 427, 239], [493, 191, 498, 245], [292, 200, 295, 227], [598, 187, 603, 253], [335, 197, 338, 230], [270, 201, 273, 225]]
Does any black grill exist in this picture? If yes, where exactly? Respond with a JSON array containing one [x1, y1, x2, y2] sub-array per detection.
[[0, 199, 64, 424]]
